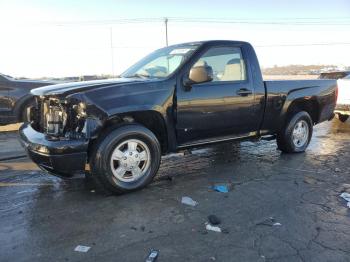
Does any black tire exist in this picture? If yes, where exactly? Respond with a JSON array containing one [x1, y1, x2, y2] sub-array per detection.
[[277, 111, 313, 153], [89, 124, 161, 194], [338, 114, 349, 123]]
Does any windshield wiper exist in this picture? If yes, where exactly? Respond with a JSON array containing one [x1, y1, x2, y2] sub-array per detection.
[[124, 73, 150, 79]]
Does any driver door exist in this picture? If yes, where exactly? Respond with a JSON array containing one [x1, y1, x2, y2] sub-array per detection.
[[176, 45, 257, 145]]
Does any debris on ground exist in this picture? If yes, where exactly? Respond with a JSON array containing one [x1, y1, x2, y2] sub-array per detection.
[[205, 223, 222, 233], [256, 217, 282, 227], [212, 183, 232, 193], [340, 192, 350, 208], [335, 168, 341, 172], [208, 215, 221, 225], [213, 185, 229, 193], [181, 196, 198, 206], [145, 250, 159, 262], [74, 245, 91, 252]]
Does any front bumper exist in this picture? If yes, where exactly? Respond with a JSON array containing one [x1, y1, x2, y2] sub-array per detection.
[[19, 123, 89, 178], [335, 104, 350, 116]]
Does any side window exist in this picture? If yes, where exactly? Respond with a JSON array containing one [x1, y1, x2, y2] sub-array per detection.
[[193, 46, 246, 82]]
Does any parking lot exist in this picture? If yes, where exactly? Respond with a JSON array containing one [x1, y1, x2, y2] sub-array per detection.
[[1, 119, 350, 262]]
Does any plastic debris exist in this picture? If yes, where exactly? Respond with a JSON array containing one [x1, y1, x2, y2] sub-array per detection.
[[335, 168, 341, 172], [74, 245, 91, 252], [181, 196, 198, 206], [205, 223, 222, 233], [340, 192, 350, 208], [256, 217, 282, 227], [212, 185, 230, 193], [208, 215, 221, 225], [340, 192, 350, 201], [145, 250, 159, 262]]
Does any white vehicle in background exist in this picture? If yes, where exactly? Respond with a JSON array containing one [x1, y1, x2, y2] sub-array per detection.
[[319, 72, 350, 123], [335, 75, 350, 122]]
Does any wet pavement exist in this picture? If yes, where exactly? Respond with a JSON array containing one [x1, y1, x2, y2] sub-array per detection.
[[0, 119, 350, 262]]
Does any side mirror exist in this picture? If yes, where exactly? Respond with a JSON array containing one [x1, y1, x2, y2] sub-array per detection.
[[183, 64, 213, 90]]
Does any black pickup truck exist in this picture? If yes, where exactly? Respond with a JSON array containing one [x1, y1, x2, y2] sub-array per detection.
[[20, 40, 337, 194]]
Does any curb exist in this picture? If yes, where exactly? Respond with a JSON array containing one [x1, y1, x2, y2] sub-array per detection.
[[0, 155, 27, 162]]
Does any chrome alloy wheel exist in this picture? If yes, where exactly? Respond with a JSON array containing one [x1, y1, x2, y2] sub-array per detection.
[[110, 139, 151, 182], [292, 120, 309, 148]]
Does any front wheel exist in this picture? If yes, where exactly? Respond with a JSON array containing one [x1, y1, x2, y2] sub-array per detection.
[[338, 114, 349, 123], [90, 124, 161, 194], [277, 111, 313, 153]]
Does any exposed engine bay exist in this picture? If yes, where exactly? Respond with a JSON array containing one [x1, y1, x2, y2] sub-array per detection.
[[29, 96, 97, 139]]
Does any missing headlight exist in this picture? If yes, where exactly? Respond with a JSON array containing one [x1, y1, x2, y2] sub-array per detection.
[[43, 99, 67, 136]]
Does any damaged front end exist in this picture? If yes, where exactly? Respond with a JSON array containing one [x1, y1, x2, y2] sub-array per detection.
[[20, 95, 105, 178], [30, 96, 102, 140]]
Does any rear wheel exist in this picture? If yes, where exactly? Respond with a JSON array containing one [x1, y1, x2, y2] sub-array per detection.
[[89, 124, 161, 194], [338, 114, 349, 123], [277, 111, 313, 153]]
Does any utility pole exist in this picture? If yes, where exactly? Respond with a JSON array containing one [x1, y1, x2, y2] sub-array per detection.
[[110, 27, 115, 76], [164, 18, 169, 47]]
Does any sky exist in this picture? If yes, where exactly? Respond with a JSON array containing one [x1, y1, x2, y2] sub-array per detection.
[[0, 0, 349, 78]]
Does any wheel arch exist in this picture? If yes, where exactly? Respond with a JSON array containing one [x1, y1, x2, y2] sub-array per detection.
[[13, 94, 34, 122], [285, 98, 320, 124], [279, 88, 321, 131], [93, 110, 169, 155]]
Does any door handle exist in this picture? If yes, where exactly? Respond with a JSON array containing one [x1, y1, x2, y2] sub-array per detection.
[[236, 88, 252, 96]]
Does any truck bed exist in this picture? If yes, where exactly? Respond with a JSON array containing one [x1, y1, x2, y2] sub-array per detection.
[[261, 79, 337, 134]]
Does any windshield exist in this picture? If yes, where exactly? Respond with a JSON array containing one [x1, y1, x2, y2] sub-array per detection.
[[121, 44, 200, 79]]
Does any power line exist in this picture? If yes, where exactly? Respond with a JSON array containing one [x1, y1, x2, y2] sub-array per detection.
[[169, 17, 350, 25], [13, 17, 350, 26], [2, 42, 349, 50], [256, 42, 350, 47]]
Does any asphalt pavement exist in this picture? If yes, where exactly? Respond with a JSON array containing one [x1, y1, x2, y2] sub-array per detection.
[[0, 119, 350, 262]]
